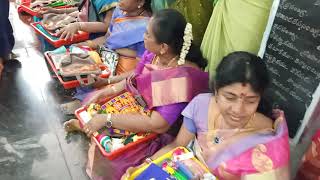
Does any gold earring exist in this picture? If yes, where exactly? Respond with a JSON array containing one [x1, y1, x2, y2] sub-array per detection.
[[138, 5, 141, 8]]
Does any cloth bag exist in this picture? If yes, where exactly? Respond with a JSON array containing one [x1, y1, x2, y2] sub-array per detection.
[[59, 53, 101, 86], [97, 46, 119, 76]]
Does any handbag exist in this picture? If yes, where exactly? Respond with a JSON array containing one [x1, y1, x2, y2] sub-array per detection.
[[59, 53, 101, 86], [97, 46, 119, 76]]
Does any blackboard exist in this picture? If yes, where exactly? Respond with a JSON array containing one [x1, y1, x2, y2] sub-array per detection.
[[262, 0, 320, 138]]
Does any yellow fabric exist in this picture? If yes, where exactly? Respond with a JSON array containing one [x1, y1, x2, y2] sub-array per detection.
[[88, 51, 102, 64], [201, 0, 273, 79], [171, 0, 213, 45]]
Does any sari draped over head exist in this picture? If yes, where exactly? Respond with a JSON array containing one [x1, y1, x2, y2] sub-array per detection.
[[86, 51, 209, 180], [182, 93, 290, 180]]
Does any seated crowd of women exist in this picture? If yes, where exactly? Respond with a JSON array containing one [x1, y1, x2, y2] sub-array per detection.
[[37, 0, 290, 179]]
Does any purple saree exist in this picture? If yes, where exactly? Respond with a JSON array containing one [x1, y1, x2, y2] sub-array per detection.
[[86, 51, 209, 180]]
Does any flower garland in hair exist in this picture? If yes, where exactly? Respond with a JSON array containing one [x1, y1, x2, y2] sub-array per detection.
[[178, 23, 193, 65]]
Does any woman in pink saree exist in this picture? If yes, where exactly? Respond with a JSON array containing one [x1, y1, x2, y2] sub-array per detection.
[[125, 52, 290, 179], [64, 9, 209, 179]]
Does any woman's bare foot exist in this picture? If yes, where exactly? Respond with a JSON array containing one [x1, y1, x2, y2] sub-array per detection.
[[64, 119, 82, 133]]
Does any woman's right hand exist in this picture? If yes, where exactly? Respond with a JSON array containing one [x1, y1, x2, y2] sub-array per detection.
[[84, 87, 115, 107], [84, 90, 106, 107]]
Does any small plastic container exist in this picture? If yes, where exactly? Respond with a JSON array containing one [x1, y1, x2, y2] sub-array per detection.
[[44, 51, 110, 89], [129, 147, 212, 180], [30, 22, 89, 48], [75, 103, 158, 160]]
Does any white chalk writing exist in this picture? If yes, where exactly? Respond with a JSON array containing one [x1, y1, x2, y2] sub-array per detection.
[[269, 32, 299, 52], [276, 12, 320, 38], [290, 67, 312, 83], [265, 53, 288, 70], [287, 78, 313, 97], [280, 1, 308, 17], [267, 43, 293, 59], [273, 24, 299, 41], [272, 79, 304, 102], [266, 64, 280, 77], [300, 51, 319, 64], [293, 58, 320, 80]]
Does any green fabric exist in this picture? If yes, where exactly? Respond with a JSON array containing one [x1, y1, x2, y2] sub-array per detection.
[[152, 0, 213, 46], [201, 0, 273, 79]]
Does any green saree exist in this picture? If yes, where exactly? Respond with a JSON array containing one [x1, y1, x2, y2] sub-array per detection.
[[152, 0, 213, 45], [201, 0, 273, 79]]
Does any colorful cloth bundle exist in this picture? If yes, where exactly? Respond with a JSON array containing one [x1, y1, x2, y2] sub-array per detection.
[[87, 92, 151, 136]]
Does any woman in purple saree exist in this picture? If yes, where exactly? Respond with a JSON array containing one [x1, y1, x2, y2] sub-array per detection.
[[125, 52, 290, 180], [64, 9, 209, 179]]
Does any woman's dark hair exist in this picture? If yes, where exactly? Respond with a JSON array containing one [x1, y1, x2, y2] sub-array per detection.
[[215, 51, 272, 117], [151, 9, 207, 69], [142, 0, 152, 13]]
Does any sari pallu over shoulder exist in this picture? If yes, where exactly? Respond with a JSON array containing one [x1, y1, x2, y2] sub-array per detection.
[[105, 7, 149, 54], [131, 65, 209, 109], [195, 108, 290, 180]]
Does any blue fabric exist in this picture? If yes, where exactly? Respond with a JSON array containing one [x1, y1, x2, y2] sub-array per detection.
[[74, 86, 94, 101], [105, 7, 149, 57], [135, 163, 175, 180], [0, 0, 14, 58], [92, 0, 118, 13], [183, 117, 197, 134]]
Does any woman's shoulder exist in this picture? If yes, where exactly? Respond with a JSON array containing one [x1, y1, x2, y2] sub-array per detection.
[[193, 93, 213, 101], [253, 112, 274, 129]]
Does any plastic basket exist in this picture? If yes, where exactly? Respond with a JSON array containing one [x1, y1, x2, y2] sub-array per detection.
[[30, 22, 89, 48], [44, 51, 110, 89], [75, 103, 158, 160]]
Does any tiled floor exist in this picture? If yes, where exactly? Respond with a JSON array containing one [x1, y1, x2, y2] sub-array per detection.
[[0, 3, 90, 180]]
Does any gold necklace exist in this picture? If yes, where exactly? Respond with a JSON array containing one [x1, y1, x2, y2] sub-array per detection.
[[213, 113, 255, 144], [152, 55, 178, 67]]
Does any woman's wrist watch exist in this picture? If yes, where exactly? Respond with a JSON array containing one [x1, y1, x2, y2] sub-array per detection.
[[105, 114, 112, 128]]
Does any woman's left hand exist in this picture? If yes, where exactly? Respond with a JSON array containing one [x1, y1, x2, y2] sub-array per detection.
[[83, 114, 108, 137]]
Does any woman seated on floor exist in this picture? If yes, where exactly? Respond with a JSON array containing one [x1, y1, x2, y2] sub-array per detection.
[[124, 51, 291, 180], [64, 9, 209, 179], [40, 0, 118, 39], [74, 0, 152, 74]]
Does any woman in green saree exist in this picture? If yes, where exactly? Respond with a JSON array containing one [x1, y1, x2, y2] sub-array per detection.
[[201, 0, 273, 79]]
